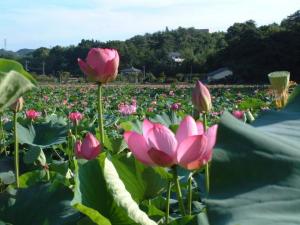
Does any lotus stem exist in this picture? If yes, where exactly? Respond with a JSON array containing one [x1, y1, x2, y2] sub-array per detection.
[[97, 83, 105, 144], [205, 164, 210, 194], [172, 166, 186, 216], [165, 181, 171, 224], [187, 173, 193, 215], [202, 113, 210, 194], [0, 113, 7, 155], [13, 112, 20, 188], [74, 124, 78, 138]]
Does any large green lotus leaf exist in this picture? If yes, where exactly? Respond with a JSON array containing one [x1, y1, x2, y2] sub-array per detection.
[[204, 86, 300, 225], [109, 154, 168, 203], [17, 121, 67, 148], [72, 154, 157, 225], [0, 183, 80, 225], [0, 71, 35, 111], [0, 58, 36, 83]]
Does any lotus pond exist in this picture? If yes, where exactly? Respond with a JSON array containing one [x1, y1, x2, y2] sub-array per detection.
[[1, 58, 300, 225]]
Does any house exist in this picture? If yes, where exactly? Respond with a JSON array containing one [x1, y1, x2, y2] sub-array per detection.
[[120, 66, 142, 83], [120, 66, 142, 75], [168, 52, 184, 63], [206, 68, 233, 83]]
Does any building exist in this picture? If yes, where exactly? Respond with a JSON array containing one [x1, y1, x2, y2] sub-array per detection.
[[206, 67, 233, 83], [120, 66, 142, 75], [120, 66, 142, 83], [168, 52, 184, 63]]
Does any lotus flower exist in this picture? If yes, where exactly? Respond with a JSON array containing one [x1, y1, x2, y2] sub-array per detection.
[[75, 132, 101, 160], [192, 81, 212, 113], [78, 48, 119, 83], [25, 109, 40, 120], [69, 112, 83, 125], [124, 116, 218, 169]]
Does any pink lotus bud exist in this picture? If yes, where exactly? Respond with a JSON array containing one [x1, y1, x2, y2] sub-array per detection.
[[25, 109, 40, 120], [69, 112, 83, 125], [192, 81, 212, 113], [171, 103, 181, 111], [75, 132, 101, 160], [78, 48, 119, 83], [10, 97, 24, 113], [232, 110, 245, 121]]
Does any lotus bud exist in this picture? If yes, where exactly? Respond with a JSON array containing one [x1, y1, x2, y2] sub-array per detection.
[[10, 97, 24, 113], [78, 48, 119, 83], [232, 110, 246, 122], [192, 81, 212, 113], [75, 132, 101, 160]]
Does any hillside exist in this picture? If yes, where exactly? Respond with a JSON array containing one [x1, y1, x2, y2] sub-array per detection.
[[1, 10, 299, 83]]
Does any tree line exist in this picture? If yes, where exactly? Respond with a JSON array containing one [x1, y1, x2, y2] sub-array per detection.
[[1, 10, 300, 83]]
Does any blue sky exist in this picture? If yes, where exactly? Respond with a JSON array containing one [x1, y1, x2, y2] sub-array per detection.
[[0, 0, 299, 51]]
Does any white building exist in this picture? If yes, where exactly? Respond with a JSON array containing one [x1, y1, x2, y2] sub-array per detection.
[[168, 52, 184, 63], [207, 68, 233, 83]]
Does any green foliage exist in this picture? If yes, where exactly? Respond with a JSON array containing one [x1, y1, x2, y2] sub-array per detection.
[[0, 183, 80, 225], [204, 86, 300, 224]]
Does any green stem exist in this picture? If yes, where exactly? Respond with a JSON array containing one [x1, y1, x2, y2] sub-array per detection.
[[0, 114, 6, 155], [13, 112, 20, 188], [202, 113, 210, 194], [187, 174, 192, 215], [202, 113, 208, 131], [74, 124, 78, 138], [97, 83, 105, 144], [165, 181, 171, 224], [205, 163, 210, 194], [172, 166, 186, 216]]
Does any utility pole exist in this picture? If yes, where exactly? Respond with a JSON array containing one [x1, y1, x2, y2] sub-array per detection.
[[143, 65, 146, 82], [25, 60, 29, 71], [190, 65, 193, 82], [4, 38, 6, 50], [42, 61, 45, 75]]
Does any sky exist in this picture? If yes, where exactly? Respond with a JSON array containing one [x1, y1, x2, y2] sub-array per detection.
[[0, 0, 299, 51]]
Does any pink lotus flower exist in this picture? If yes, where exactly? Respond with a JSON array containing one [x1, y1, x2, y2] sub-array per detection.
[[171, 103, 181, 111], [192, 81, 212, 113], [69, 112, 83, 125], [78, 48, 119, 83], [124, 116, 218, 169], [75, 132, 101, 160], [118, 102, 137, 116], [25, 109, 40, 120], [232, 110, 245, 120]]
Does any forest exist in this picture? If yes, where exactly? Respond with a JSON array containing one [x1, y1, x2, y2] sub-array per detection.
[[1, 10, 300, 83]]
